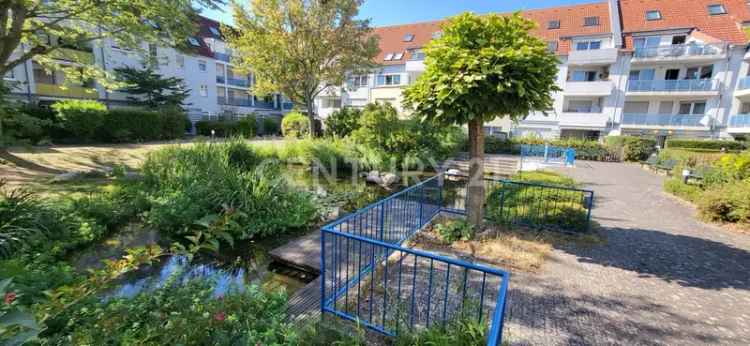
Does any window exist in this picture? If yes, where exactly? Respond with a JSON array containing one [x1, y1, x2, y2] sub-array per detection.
[[629, 69, 655, 80], [741, 102, 750, 114], [409, 49, 425, 60], [209, 27, 221, 37], [548, 20, 560, 29], [659, 101, 674, 114], [624, 101, 649, 114], [679, 101, 707, 114], [672, 35, 686, 45], [646, 10, 662, 20], [187, 37, 201, 47], [576, 41, 602, 50], [584, 16, 599, 26], [176, 54, 185, 69], [547, 41, 558, 52], [384, 53, 394, 61], [323, 98, 342, 108], [348, 75, 368, 88], [665, 69, 680, 80], [708, 4, 727, 15], [571, 70, 597, 82], [198, 60, 207, 72], [376, 74, 401, 86], [393, 52, 404, 60], [634, 36, 661, 49], [403, 33, 414, 42], [686, 65, 714, 79], [199, 85, 208, 97]]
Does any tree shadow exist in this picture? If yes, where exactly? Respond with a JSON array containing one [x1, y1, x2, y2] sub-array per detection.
[[558, 226, 750, 291], [504, 279, 734, 345], [0, 149, 63, 174]]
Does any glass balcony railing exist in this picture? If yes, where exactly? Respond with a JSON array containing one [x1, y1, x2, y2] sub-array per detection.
[[49, 47, 95, 65], [218, 97, 253, 107], [737, 77, 750, 91], [622, 113, 707, 127], [627, 79, 719, 92], [282, 102, 294, 110], [214, 52, 231, 63], [227, 77, 250, 87], [216, 76, 225, 84], [633, 43, 724, 59], [729, 114, 750, 128], [254, 100, 275, 109], [36, 83, 97, 98]]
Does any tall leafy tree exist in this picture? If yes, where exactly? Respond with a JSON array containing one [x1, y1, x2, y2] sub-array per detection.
[[115, 67, 191, 108], [225, 0, 379, 136], [403, 13, 560, 227]]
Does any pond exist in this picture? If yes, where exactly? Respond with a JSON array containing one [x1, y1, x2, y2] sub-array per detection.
[[97, 166, 435, 298]]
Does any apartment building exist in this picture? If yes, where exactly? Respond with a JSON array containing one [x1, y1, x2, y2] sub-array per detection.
[[3, 16, 293, 121], [316, 0, 750, 141]]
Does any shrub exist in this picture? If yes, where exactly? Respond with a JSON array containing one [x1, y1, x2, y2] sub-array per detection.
[[606, 136, 656, 161], [47, 279, 295, 345], [324, 107, 362, 138], [262, 117, 280, 136], [141, 141, 318, 239], [281, 111, 309, 138], [663, 179, 703, 203], [434, 219, 474, 242], [236, 115, 257, 138], [698, 181, 750, 224], [195, 117, 255, 138], [0, 111, 50, 145], [666, 139, 746, 151], [51, 100, 107, 141], [394, 313, 488, 346]]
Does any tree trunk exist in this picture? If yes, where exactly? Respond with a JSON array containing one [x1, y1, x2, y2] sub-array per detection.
[[466, 117, 485, 229], [306, 99, 317, 138]]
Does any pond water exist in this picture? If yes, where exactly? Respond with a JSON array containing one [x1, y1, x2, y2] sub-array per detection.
[[102, 166, 435, 298]]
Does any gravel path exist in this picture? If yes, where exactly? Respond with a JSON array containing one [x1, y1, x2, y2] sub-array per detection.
[[504, 161, 750, 345]]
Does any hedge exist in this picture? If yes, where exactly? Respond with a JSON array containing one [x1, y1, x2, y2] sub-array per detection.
[[605, 136, 656, 162], [96, 108, 187, 142], [195, 116, 257, 138], [665, 139, 746, 151]]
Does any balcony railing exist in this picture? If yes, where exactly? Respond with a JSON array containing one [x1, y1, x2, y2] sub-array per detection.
[[216, 76, 225, 84], [49, 47, 94, 65], [214, 52, 231, 63], [564, 80, 613, 95], [226, 77, 250, 87], [282, 102, 294, 110], [219, 97, 253, 107], [254, 100, 275, 109], [36, 83, 97, 98], [729, 114, 750, 128], [633, 43, 725, 59], [737, 77, 750, 91], [627, 79, 720, 92], [567, 48, 619, 65], [622, 113, 707, 127]]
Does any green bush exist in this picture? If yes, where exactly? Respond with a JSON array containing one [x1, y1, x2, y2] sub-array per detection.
[[698, 181, 750, 224], [434, 219, 474, 242], [666, 139, 746, 151], [51, 100, 107, 141], [281, 111, 309, 138], [141, 140, 319, 239], [606, 136, 656, 161], [47, 279, 295, 345], [236, 115, 257, 138], [394, 313, 488, 346], [0, 111, 50, 145], [262, 117, 280, 135], [195, 117, 256, 138], [324, 107, 362, 138], [663, 179, 703, 203]]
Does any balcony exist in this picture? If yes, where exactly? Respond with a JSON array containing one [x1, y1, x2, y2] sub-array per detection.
[[49, 47, 94, 65], [567, 48, 618, 66], [563, 80, 613, 96], [728, 114, 750, 133], [621, 113, 709, 129], [735, 77, 750, 98], [282, 102, 294, 110], [219, 97, 253, 107], [632, 44, 726, 64], [227, 77, 250, 88], [216, 76, 225, 84], [254, 100, 275, 109], [36, 83, 97, 99], [558, 112, 610, 129], [627, 79, 720, 96], [214, 52, 231, 63]]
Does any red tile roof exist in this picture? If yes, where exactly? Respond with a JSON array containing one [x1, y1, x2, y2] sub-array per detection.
[[620, 0, 750, 47], [371, 2, 613, 64]]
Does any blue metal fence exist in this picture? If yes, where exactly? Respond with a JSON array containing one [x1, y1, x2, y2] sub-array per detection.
[[320, 175, 511, 345], [520, 144, 576, 166]]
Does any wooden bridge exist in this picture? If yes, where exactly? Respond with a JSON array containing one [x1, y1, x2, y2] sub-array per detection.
[[441, 153, 519, 176]]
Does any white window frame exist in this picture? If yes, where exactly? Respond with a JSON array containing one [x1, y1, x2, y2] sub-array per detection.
[[707, 4, 727, 15], [199, 85, 208, 97], [187, 37, 201, 47], [646, 10, 662, 21], [376, 74, 401, 86], [576, 40, 602, 51], [198, 60, 207, 72]]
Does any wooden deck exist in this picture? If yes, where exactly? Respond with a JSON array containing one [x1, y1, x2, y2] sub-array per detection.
[[442, 153, 519, 176]]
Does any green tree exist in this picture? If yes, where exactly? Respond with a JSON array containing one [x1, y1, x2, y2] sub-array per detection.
[[115, 67, 191, 108], [403, 13, 560, 227], [225, 0, 379, 137], [324, 106, 362, 137]]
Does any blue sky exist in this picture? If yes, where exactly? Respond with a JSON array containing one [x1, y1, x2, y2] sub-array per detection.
[[200, 0, 602, 27]]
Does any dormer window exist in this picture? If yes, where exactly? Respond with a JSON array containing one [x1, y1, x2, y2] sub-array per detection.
[[584, 16, 600, 26], [393, 52, 404, 60], [187, 37, 201, 47], [547, 41, 558, 52], [646, 10, 662, 21], [708, 4, 727, 15], [209, 27, 221, 37], [384, 53, 394, 61], [548, 20, 560, 29], [403, 34, 414, 42]]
